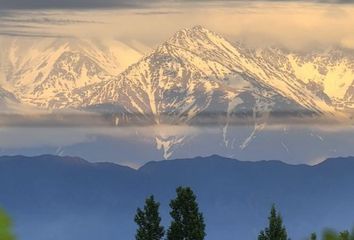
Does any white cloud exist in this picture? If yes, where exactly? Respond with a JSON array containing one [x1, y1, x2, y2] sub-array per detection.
[[2, 2, 354, 51]]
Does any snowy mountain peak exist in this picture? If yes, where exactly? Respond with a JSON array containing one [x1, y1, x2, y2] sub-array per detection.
[[171, 25, 205, 36], [166, 25, 234, 54], [0, 37, 143, 109], [171, 25, 214, 40]]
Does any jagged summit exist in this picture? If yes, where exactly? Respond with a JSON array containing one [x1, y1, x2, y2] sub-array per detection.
[[163, 25, 238, 61], [168, 25, 217, 43]]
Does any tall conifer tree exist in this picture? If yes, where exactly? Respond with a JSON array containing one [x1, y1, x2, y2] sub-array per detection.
[[258, 205, 288, 240], [167, 187, 206, 240], [134, 196, 165, 240]]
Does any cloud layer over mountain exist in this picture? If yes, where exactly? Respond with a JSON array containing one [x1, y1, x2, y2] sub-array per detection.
[[1, 2, 354, 51]]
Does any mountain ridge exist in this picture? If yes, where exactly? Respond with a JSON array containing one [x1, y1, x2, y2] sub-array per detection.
[[1, 153, 353, 170]]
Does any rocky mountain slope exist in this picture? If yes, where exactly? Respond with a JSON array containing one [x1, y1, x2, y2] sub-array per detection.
[[0, 86, 19, 111], [73, 26, 332, 126], [0, 37, 143, 109]]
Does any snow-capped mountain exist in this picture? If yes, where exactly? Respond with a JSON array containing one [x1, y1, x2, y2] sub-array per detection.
[[0, 37, 143, 109], [288, 48, 354, 110], [1, 26, 354, 159], [2, 27, 353, 117], [74, 26, 324, 127]]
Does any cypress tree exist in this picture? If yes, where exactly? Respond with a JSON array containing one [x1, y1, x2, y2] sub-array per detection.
[[0, 208, 15, 240], [258, 205, 288, 240], [134, 195, 165, 240], [167, 186, 206, 240]]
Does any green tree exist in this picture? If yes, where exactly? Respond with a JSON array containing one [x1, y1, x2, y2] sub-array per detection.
[[339, 231, 350, 240], [310, 233, 317, 240], [258, 205, 288, 240], [134, 195, 165, 240], [322, 229, 354, 240], [0, 208, 15, 240], [167, 187, 206, 240]]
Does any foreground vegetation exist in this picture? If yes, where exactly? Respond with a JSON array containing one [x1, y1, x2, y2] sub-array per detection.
[[134, 186, 354, 240], [134, 187, 205, 240], [310, 230, 354, 240], [0, 208, 15, 240], [0, 186, 353, 240]]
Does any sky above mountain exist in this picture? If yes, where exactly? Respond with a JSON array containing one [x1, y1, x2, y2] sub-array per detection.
[[1, 2, 354, 51]]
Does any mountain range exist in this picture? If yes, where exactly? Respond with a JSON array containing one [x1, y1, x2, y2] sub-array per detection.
[[1, 154, 354, 240], [0, 26, 354, 161], [1, 26, 354, 118]]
